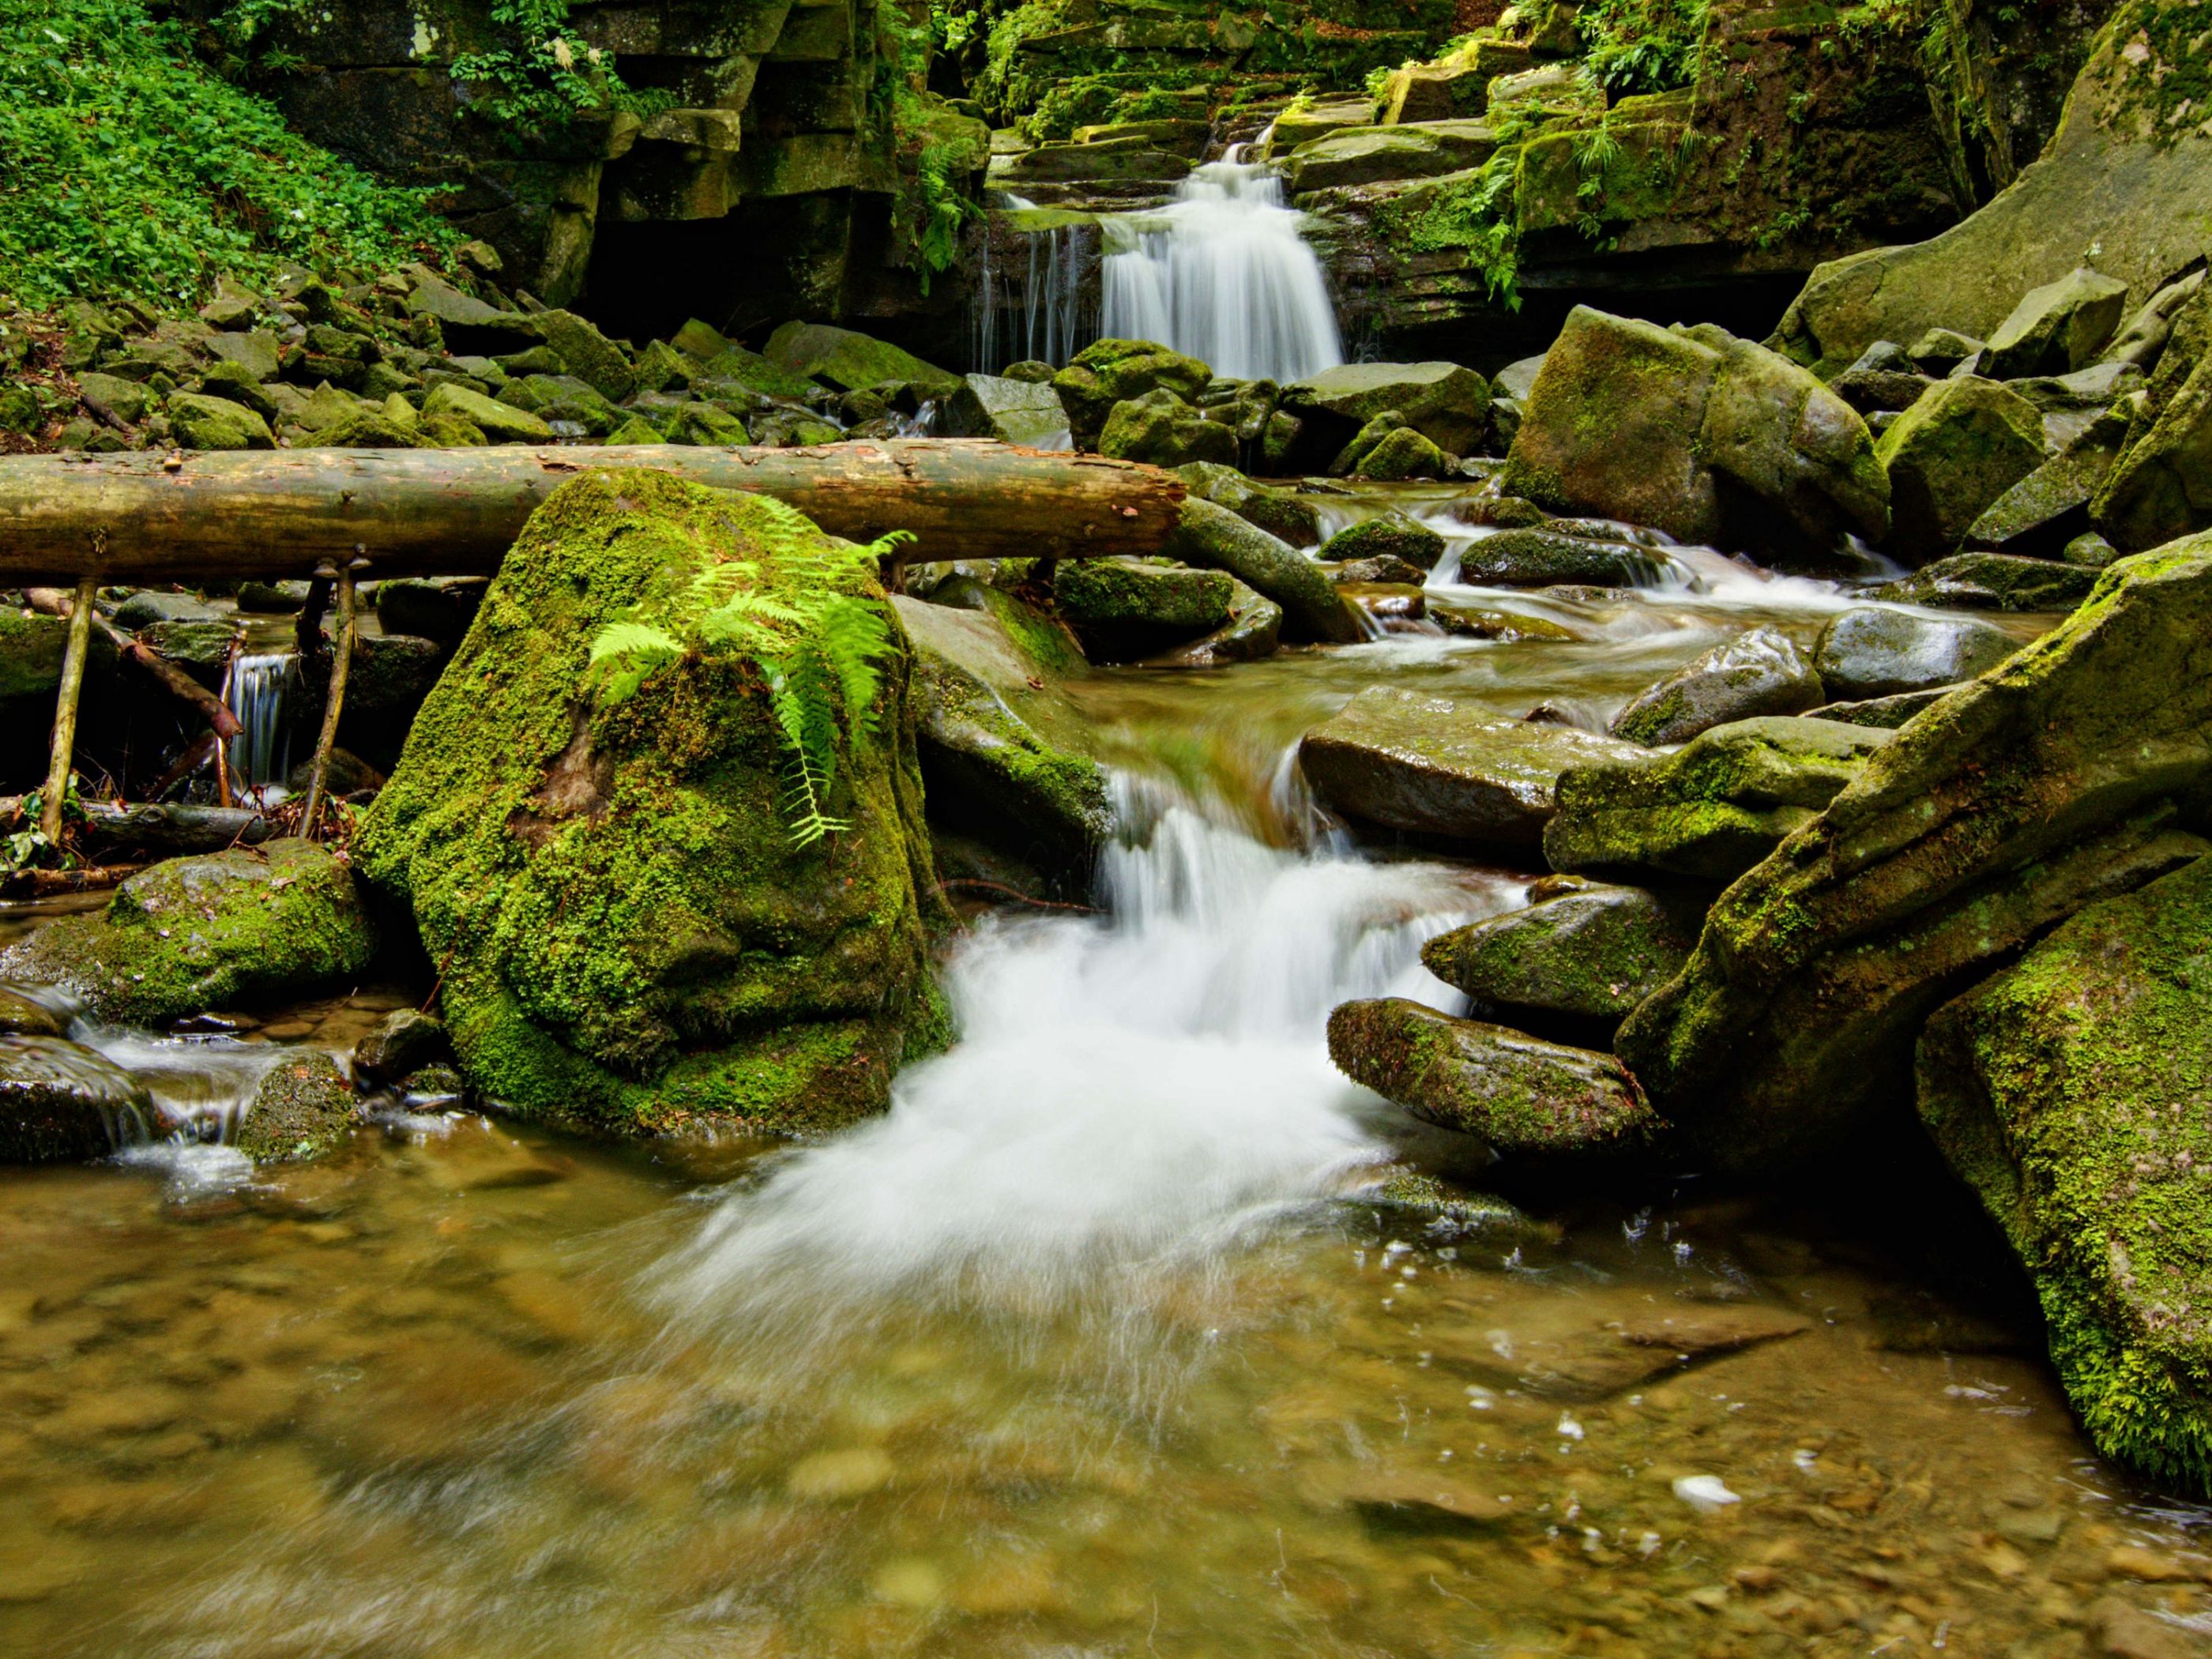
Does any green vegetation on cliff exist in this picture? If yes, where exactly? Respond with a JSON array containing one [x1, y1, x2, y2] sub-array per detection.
[[0, 0, 454, 306]]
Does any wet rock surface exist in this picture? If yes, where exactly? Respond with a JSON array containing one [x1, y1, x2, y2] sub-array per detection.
[[0, 1035, 152, 1164], [1813, 606, 2019, 700], [1422, 881, 1706, 1023], [1609, 628, 1824, 746], [233, 1048, 359, 1164]]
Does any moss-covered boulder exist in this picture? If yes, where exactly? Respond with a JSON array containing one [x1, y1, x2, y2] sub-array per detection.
[[1609, 627, 1824, 746], [1458, 527, 1673, 588], [1814, 605, 2018, 699], [1422, 880, 1705, 1022], [527, 310, 635, 404], [1319, 513, 1446, 570], [1175, 463, 1322, 547], [1327, 998, 1655, 1154], [763, 322, 958, 399], [1875, 378, 2048, 562], [1162, 497, 1364, 644], [1982, 266, 2131, 378], [1053, 339, 1212, 450], [942, 373, 1073, 448], [1546, 716, 1894, 883], [1356, 426, 1454, 480], [1917, 855, 2212, 1493], [1499, 308, 1887, 562], [1052, 557, 1230, 657], [1282, 361, 1491, 460], [422, 383, 555, 443], [1616, 536, 2212, 1172], [2091, 352, 2212, 551], [234, 1048, 359, 1164], [1097, 388, 1238, 467], [1283, 121, 1500, 194], [0, 843, 376, 1027], [0, 1036, 152, 1164], [353, 471, 946, 1139], [167, 392, 273, 451], [1870, 551, 2101, 611], [1300, 687, 1646, 848]]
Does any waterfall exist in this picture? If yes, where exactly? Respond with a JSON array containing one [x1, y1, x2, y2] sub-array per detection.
[[225, 652, 295, 793], [970, 194, 1100, 373], [653, 773, 1509, 1340], [1098, 155, 1345, 383]]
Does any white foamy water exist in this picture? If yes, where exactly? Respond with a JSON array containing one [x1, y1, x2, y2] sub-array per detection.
[[653, 777, 1507, 1334], [1100, 157, 1344, 383]]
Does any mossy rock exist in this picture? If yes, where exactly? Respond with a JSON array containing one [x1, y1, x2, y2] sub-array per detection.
[[422, 383, 554, 443], [0, 1036, 152, 1164], [1319, 513, 1446, 570], [1609, 627, 1823, 747], [1874, 378, 2048, 562], [1544, 716, 1894, 883], [1871, 552, 2101, 611], [1097, 388, 1237, 468], [0, 843, 377, 1027], [233, 1048, 358, 1164], [2091, 352, 2212, 552], [1327, 997, 1654, 1154], [1162, 497, 1364, 644], [1052, 558, 1230, 649], [1458, 527, 1672, 589], [942, 373, 1072, 447], [665, 403, 753, 446], [1617, 536, 2212, 1173], [1813, 605, 2018, 700], [1284, 360, 1490, 460], [1175, 462, 1322, 548], [167, 392, 273, 451], [1917, 854, 2212, 1494], [762, 323, 956, 399], [527, 310, 635, 403], [1423, 881, 1706, 1021], [1053, 338, 1212, 450], [352, 470, 946, 1140], [1357, 427, 1453, 480]]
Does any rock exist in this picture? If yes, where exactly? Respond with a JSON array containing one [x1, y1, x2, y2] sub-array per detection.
[[1617, 537, 2212, 1172], [893, 593, 1108, 875], [1283, 121, 1500, 194], [1319, 514, 1446, 570], [762, 322, 957, 398], [1356, 426, 1454, 480], [1871, 551, 2101, 611], [1161, 497, 1364, 644], [204, 329, 281, 382], [527, 310, 634, 403], [233, 1049, 358, 1164], [283, 747, 385, 799], [352, 1007, 452, 1085], [1175, 463, 1321, 547], [2092, 352, 2212, 551], [1052, 558, 1230, 649], [1966, 409, 2131, 555], [1907, 329, 1984, 375], [1545, 717, 1895, 882], [1983, 267, 2132, 377], [1334, 555, 1429, 586], [376, 577, 488, 645], [2067, 531, 2123, 566], [1097, 388, 1237, 467], [1458, 528, 1672, 588], [167, 392, 273, 451], [695, 345, 818, 402], [0, 1036, 152, 1164], [1609, 628, 1824, 745], [1423, 881, 1705, 1022], [1053, 339, 1211, 450], [1494, 354, 1546, 402], [0, 843, 377, 1027], [665, 403, 753, 446], [1282, 361, 1491, 459], [942, 373, 1071, 447], [1875, 378, 2048, 562], [1830, 342, 1934, 415], [2101, 268, 2206, 371], [1262, 96, 1377, 152], [1142, 581, 1283, 668], [111, 590, 219, 629], [1300, 687, 1646, 848], [77, 371, 149, 427], [421, 383, 555, 443], [1814, 606, 2019, 699], [0, 988, 64, 1037], [1499, 308, 1887, 560], [353, 471, 945, 1138], [1918, 855, 2212, 1495], [1771, 2, 2212, 375], [1327, 998, 1654, 1154], [1336, 1468, 1514, 1527]]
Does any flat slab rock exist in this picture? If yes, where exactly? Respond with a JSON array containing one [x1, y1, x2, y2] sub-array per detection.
[[1300, 687, 1646, 846], [1327, 996, 1654, 1154], [1424, 1299, 1814, 1400]]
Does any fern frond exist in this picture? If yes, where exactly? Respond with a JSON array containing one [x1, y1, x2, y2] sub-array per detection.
[[588, 619, 682, 664], [818, 594, 893, 743]]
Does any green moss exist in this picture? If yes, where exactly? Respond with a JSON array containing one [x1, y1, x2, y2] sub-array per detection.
[[355, 470, 945, 1140], [234, 1048, 358, 1164], [0, 611, 69, 704]]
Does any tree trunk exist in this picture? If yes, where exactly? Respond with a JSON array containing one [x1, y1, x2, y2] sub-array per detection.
[[0, 442, 1187, 585]]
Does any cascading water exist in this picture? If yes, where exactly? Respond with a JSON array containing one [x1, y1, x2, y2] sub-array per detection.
[[225, 651, 295, 794], [970, 194, 1100, 373], [1098, 154, 1345, 383]]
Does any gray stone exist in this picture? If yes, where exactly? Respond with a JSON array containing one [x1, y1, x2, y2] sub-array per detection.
[[942, 373, 1071, 448], [1982, 266, 2132, 378], [1815, 606, 2019, 699], [1284, 361, 1492, 457], [1875, 377, 2049, 562], [1423, 881, 1706, 1021], [1609, 627, 1824, 746]]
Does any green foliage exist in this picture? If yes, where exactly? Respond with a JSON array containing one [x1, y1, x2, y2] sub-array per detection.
[[1396, 152, 1522, 309], [0, 0, 455, 308], [446, 0, 660, 136], [1576, 0, 1711, 95], [588, 500, 916, 846]]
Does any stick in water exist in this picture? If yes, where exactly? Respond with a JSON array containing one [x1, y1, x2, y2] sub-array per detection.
[[39, 573, 99, 848], [295, 556, 361, 839]]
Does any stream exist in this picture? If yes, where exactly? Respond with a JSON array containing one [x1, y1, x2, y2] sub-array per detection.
[[0, 489, 2205, 1657]]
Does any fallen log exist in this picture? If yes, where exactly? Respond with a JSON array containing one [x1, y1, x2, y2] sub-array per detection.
[[78, 801, 273, 854], [0, 442, 1187, 585]]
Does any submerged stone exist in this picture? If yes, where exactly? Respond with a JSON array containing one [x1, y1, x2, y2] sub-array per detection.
[[354, 471, 946, 1139], [1422, 881, 1706, 1021], [1, 844, 377, 1027], [1300, 687, 1646, 848], [1609, 627, 1823, 746], [1327, 998, 1654, 1154], [1917, 856, 2212, 1495]]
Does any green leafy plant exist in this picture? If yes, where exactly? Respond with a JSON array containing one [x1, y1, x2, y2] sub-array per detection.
[[447, 0, 663, 137], [1396, 152, 1522, 309], [1575, 0, 1711, 96], [586, 502, 916, 847]]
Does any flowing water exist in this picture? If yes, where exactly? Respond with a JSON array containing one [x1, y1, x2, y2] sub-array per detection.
[[1, 503, 2204, 1656], [971, 197, 1099, 374], [1100, 157, 1345, 383], [225, 650, 296, 797]]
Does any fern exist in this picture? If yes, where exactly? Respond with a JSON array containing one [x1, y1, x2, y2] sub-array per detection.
[[585, 503, 916, 847]]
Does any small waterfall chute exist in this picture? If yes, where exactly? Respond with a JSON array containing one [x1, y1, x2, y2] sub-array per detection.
[[970, 194, 1101, 374], [225, 651, 296, 796]]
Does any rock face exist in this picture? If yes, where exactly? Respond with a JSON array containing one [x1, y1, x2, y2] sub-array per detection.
[[1422, 882, 1705, 1022], [355, 470, 945, 1139], [1499, 308, 1887, 561], [1814, 606, 2019, 699], [1545, 716, 1894, 882], [1618, 537, 2212, 1172], [0, 1036, 152, 1164], [1300, 687, 1646, 847], [1874, 378, 2048, 562], [1609, 628, 1823, 746], [2, 844, 377, 1027], [1328, 998, 1655, 1153], [1918, 855, 2212, 1494], [1773, 0, 2212, 375]]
